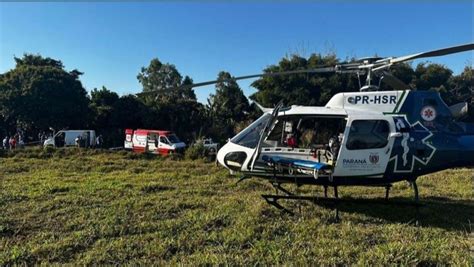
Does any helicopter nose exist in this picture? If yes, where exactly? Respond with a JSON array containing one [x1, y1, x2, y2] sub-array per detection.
[[216, 141, 255, 171], [216, 143, 227, 168]]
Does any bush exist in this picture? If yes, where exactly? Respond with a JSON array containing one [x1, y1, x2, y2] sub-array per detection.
[[43, 146, 56, 154], [184, 143, 207, 160], [166, 152, 183, 161]]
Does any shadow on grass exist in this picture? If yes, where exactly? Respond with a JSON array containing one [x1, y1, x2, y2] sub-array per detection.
[[310, 196, 474, 232], [261, 193, 473, 232]]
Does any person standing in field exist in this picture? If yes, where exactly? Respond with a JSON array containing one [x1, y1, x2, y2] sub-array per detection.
[[75, 135, 81, 148], [9, 136, 16, 150], [18, 136, 25, 148], [38, 131, 45, 146], [2, 136, 8, 150], [95, 135, 103, 148], [83, 132, 89, 148]]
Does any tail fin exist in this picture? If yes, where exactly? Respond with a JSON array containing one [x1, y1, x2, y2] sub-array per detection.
[[449, 102, 468, 119]]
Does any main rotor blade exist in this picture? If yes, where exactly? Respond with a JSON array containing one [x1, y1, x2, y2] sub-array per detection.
[[138, 66, 338, 95], [187, 67, 337, 88], [390, 43, 474, 64]]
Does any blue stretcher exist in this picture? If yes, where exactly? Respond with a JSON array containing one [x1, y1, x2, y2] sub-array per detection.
[[261, 155, 332, 179]]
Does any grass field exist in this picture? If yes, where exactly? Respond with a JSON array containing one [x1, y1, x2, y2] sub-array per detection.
[[1, 148, 473, 265]]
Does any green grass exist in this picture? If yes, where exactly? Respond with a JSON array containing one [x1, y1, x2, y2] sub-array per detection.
[[1, 148, 473, 265]]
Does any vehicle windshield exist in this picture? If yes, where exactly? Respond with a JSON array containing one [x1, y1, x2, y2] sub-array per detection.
[[231, 113, 272, 148], [167, 134, 181, 144]]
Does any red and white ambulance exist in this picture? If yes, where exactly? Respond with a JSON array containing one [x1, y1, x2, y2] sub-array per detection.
[[124, 129, 186, 155]]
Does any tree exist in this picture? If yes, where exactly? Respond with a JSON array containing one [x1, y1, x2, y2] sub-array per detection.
[[14, 54, 64, 69], [91, 86, 119, 107], [90, 86, 119, 129], [0, 54, 90, 134], [250, 53, 359, 107], [207, 71, 250, 141], [446, 66, 474, 122], [88, 87, 157, 147], [155, 99, 207, 142], [110, 95, 150, 130], [181, 75, 197, 100], [413, 63, 453, 91], [137, 59, 182, 92], [137, 58, 185, 105], [104, 94, 152, 147], [137, 58, 206, 141]]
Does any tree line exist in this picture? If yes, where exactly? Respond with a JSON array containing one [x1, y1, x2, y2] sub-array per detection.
[[0, 53, 472, 147]]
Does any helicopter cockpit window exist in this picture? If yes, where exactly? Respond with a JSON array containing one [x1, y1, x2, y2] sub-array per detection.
[[266, 119, 283, 142], [346, 120, 390, 150], [231, 113, 272, 148]]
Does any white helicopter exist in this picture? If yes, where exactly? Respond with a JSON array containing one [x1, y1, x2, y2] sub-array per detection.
[[143, 43, 474, 217]]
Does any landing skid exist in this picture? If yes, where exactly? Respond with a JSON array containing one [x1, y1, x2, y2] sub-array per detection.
[[262, 180, 421, 222], [262, 184, 342, 220], [262, 194, 339, 217], [271, 182, 295, 196]]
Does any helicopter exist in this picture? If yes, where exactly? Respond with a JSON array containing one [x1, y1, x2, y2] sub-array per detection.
[[142, 43, 474, 217]]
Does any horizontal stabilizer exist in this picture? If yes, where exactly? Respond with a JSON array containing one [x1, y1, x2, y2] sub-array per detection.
[[449, 102, 468, 119]]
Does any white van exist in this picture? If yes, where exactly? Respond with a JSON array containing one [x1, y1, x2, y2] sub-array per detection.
[[44, 130, 96, 148]]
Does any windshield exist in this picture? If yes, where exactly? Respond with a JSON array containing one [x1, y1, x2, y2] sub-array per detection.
[[231, 113, 272, 148], [167, 134, 181, 144]]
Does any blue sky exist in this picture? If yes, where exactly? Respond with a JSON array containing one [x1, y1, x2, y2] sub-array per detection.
[[1, 1, 473, 103]]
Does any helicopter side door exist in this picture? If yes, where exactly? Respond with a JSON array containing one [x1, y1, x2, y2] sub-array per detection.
[[333, 116, 395, 178]]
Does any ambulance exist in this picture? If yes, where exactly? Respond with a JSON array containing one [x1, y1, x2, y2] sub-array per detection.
[[124, 129, 186, 155]]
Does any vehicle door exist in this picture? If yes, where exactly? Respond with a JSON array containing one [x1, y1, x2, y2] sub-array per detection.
[[333, 116, 395, 178], [124, 129, 134, 149], [54, 131, 65, 147], [147, 133, 158, 153], [250, 102, 284, 170], [132, 133, 147, 152], [158, 135, 172, 154]]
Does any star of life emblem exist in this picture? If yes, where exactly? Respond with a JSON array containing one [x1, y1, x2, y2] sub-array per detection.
[[421, 106, 437, 122], [389, 116, 436, 173]]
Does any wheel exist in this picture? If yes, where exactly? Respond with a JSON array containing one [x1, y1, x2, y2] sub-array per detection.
[[313, 169, 319, 179]]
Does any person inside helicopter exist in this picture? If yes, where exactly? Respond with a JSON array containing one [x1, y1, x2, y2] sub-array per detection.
[[266, 116, 346, 162], [328, 132, 344, 160]]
